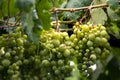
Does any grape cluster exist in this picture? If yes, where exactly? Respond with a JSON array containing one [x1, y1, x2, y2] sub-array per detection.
[[71, 22, 111, 76], [0, 22, 111, 80], [0, 27, 27, 80], [39, 29, 74, 80]]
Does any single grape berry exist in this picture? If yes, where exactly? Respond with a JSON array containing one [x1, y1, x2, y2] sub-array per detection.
[[63, 49, 70, 57], [2, 59, 11, 67], [90, 54, 96, 61]]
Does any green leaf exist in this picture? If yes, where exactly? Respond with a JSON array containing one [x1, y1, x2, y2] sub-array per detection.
[[15, 0, 35, 12], [107, 7, 120, 21], [50, 0, 67, 7], [90, 8, 107, 25], [94, 0, 108, 4], [63, 0, 92, 20], [20, 12, 34, 40], [111, 47, 120, 63], [36, 0, 52, 30], [0, 0, 19, 17], [109, 22, 120, 39], [107, 0, 119, 9]]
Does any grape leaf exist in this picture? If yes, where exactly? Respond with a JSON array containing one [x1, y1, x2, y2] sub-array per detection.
[[20, 9, 42, 44], [109, 22, 120, 39], [94, 0, 108, 4], [90, 8, 107, 25], [63, 0, 92, 20], [107, 7, 120, 21], [36, 0, 52, 30], [0, 0, 19, 17], [15, 0, 35, 12], [20, 12, 34, 41], [107, 0, 119, 9]]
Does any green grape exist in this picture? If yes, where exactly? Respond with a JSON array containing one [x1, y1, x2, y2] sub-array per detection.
[[11, 63, 19, 70], [58, 44, 66, 52], [100, 30, 108, 36], [82, 38, 87, 43], [90, 54, 96, 61], [52, 32, 61, 40], [57, 52, 62, 58], [82, 65, 87, 70], [77, 30, 84, 38], [58, 60, 64, 66], [51, 39, 60, 47], [42, 60, 50, 67], [2, 59, 11, 67], [23, 34, 28, 39], [81, 24, 89, 32], [101, 38, 107, 45], [87, 68, 93, 73], [4, 52, 11, 58], [54, 69, 60, 75], [83, 57, 88, 61], [7, 69, 14, 74], [87, 40, 93, 47], [88, 34, 95, 40], [73, 38, 78, 44], [63, 49, 70, 57], [17, 38, 23, 46], [70, 34, 76, 41], [94, 47, 101, 54], [23, 59, 29, 65]]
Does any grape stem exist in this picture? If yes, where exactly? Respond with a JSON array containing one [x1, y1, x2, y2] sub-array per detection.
[[0, 19, 20, 27], [60, 28, 73, 31], [51, 20, 76, 24], [51, 3, 120, 12]]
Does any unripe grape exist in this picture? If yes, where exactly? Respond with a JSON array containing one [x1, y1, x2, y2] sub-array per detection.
[[42, 60, 50, 67], [87, 68, 93, 73], [7, 69, 14, 74], [51, 39, 60, 47], [81, 24, 89, 32], [63, 49, 70, 57], [73, 38, 78, 44], [52, 32, 61, 40], [90, 54, 96, 61], [23, 59, 29, 65], [88, 34, 95, 41], [82, 38, 87, 43], [58, 44, 66, 52], [82, 65, 87, 70], [57, 52, 62, 58], [101, 38, 107, 44], [2, 59, 11, 67], [70, 34, 76, 41], [23, 34, 28, 39], [17, 38, 23, 46], [5, 52, 11, 58], [54, 69, 60, 75], [83, 57, 88, 61], [100, 30, 108, 36], [94, 47, 101, 54], [77, 30, 83, 38], [87, 40, 93, 47], [75, 22, 79, 26]]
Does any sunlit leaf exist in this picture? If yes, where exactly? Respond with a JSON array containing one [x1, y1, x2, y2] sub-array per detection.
[[90, 8, 107, 25]]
